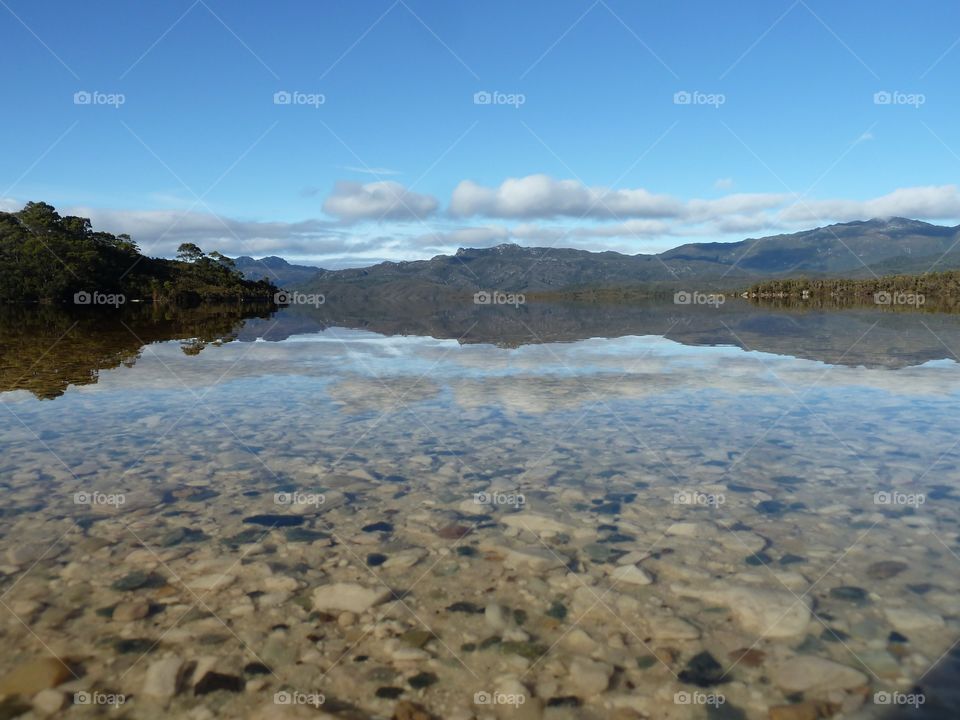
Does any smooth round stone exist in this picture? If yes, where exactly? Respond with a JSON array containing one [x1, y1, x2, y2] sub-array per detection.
[[113, 599, 150, 622]]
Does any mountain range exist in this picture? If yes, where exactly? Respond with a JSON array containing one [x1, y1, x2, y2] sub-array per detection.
[[233, 218, 960, 293]]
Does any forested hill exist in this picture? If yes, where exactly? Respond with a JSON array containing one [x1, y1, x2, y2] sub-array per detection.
[[0, 202, 277, 304]]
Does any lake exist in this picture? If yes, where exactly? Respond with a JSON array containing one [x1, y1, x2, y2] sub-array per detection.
[[1, 300, 958, 719]]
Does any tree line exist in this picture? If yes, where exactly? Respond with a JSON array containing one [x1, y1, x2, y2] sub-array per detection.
[[0, 201, 276, 304]]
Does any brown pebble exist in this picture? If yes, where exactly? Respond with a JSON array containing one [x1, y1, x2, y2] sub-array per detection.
[[436, 524, 471, 539], [0, 658, 73, 696], [768, 701, 819, 720], [866, 560, 908, 580], [729, 647, 766, 668], [393, 700, 434, 720]]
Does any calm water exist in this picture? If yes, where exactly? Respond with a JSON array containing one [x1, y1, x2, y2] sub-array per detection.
[[1, 301, 959, 719]]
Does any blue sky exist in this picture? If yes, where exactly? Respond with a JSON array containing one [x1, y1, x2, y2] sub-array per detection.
[[2, 0, 960, 266]]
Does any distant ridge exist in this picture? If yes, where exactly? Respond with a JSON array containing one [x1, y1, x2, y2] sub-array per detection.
[[232, 256, 324, 288], [293, 217, 960, 294]]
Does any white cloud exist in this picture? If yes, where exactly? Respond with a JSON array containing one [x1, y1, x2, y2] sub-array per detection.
[[779, 185, 960, 223], [323, 180, 438, 223], [714, 177, 734, 190], [449, 174, 683, 219]]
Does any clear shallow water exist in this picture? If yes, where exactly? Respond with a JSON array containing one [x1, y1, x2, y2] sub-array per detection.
[[1, 303, 960, 719]]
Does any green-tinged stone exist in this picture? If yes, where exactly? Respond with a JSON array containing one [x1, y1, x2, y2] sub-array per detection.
[[159, 527, 208, 547], [829, 586, 870, 604], [460, 643, 477, 652], [512, 609, 527, 625], [407, 672, 437, 689], [366, 667, 396, 683], [546, 601, 568, 620], [707, 702, 748, 720], [0, 698, 31, 719], [114, 637, 156, 654], [583, 543, 613, 563], [111, 570, 166, 592], [823, 628, 850, 642], [499, 641, 548, 660], [592, 502, 621, 515], [401, 630, 433, 648], [224, 528, 263, 545], [867, 561, 908, 580], [432, 561, 460, 576], [796, 634, 825, 653], [446, 601, 483, 614], [600, 532, 636, 543], [636, 655, 657, 669], [284, 527, 329, 543], [198, 634, 229, 645], [456, 546, 477, 557], [478, 636, 501, 650]]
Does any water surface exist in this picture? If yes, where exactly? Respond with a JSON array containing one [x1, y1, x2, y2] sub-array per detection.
[[1, 301, 959, 719]]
